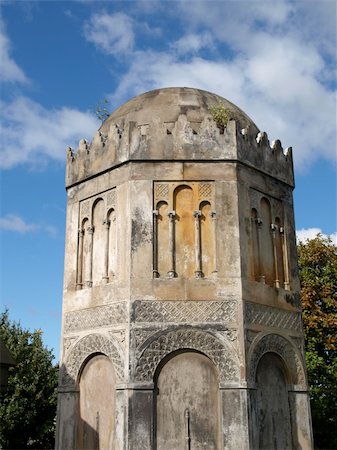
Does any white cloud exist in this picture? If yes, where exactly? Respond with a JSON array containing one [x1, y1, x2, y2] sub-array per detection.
[[84, 12, 134, 55], [0, 96, 99, 169], [0, 19, 27, 83], [296, 228, 337, 245], [0, 214, 59, 236], [172, 32, 214, 55], [0, 214, 39, 233], [100, 2, 336, 171]]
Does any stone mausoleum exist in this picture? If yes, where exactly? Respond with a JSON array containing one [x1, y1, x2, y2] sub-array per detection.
[[56, 87, 313, 449]]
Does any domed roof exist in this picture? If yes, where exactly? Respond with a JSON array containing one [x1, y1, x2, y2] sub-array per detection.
[[66, 87, 293, 188], [100, 87, 259, 135]]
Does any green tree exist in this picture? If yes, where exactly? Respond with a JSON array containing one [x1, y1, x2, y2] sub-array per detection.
[[0, 310, 58, 450], [298, 235, 337, 449]]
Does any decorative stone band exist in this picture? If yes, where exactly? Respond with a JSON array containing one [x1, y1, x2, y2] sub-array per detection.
[[133, 299, 237, 323], [247, 332, 306, 389], [245, 302, 302, 333], [60, 333, 124, 387], [64, 303, 127, 334], [133, 327, 240, 383]]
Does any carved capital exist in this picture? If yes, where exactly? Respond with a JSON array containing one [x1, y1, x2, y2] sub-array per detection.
[[87, 226, 94, 234], [193, 210, 202, 218]]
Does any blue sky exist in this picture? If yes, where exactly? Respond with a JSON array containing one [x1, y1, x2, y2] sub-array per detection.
[[1, 0, 336, 361]]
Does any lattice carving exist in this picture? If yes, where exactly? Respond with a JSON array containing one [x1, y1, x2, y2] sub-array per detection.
[[245, 303, 301, 332], [155, 183, 169, 202], [80, 201, 90, 218], [61, 333, 124, 386], [134, 300, 237, 323], [198, 182, 212, 199], [64, 303, 126, 334], [248, 333, 306, 387], [134, 328, 239, 382], [107, 189, 116, 208]]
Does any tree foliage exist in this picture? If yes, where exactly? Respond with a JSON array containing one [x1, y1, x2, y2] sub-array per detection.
[[0, 310, 58, 450], [298, 235, 337, 449]]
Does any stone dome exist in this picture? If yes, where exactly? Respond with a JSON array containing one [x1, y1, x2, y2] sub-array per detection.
[[66, 87, 293, 188], [99, 87, 259, 135]]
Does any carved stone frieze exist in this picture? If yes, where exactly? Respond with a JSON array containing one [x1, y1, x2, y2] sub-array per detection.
[[133, 300, 237, 323], [248, 333, 306, 387], [134, 328, 239, 382], [132, 328, 158, 350], [63, 336, 79, 353], [245, 302, 302, 333], [108, 330, 126, 348], [64, 303, 126, 334], [61, 333, 124, 386]]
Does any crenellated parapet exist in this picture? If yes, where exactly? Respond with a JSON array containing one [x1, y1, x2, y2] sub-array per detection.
[[66, 117, 294, 188]]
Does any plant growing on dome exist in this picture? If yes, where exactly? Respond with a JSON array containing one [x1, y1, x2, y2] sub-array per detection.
[[94, 99, 111, 123], [209, 102, 231, 134]]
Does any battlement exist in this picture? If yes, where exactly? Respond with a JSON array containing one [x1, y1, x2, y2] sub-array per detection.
[[66, 114, 294, 187]]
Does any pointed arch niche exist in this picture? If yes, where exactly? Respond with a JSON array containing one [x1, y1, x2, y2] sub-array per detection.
[[76, 188, 117, 289], [249, 189, 290, 289]]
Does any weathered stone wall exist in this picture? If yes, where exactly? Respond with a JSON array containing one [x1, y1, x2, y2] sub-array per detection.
[[56, 88, 312, 450]]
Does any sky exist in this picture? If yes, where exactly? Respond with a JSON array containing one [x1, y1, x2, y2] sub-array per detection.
[[0, 0, 336, 361]]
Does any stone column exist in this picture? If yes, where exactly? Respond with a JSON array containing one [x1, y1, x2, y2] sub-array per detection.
[[102, 219, 110, 283], [86, 226, 94, 287], [280, 226, 290, 290], [210, 211, 218, 275], [152, 210, 159, 278], [288, 390, 314, 450], [271, 223, 280, 288], [256, 218, 265, 283], [220, 386, 250, 449], [76, 229, 84, 290], [193, 210, 203, 278], [55, 387, 79, 450], [167, 211, 176, 278], [127, 384, 154, 450]]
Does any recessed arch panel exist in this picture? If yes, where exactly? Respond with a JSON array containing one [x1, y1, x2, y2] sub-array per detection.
[[155, 350, 221, 450]]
